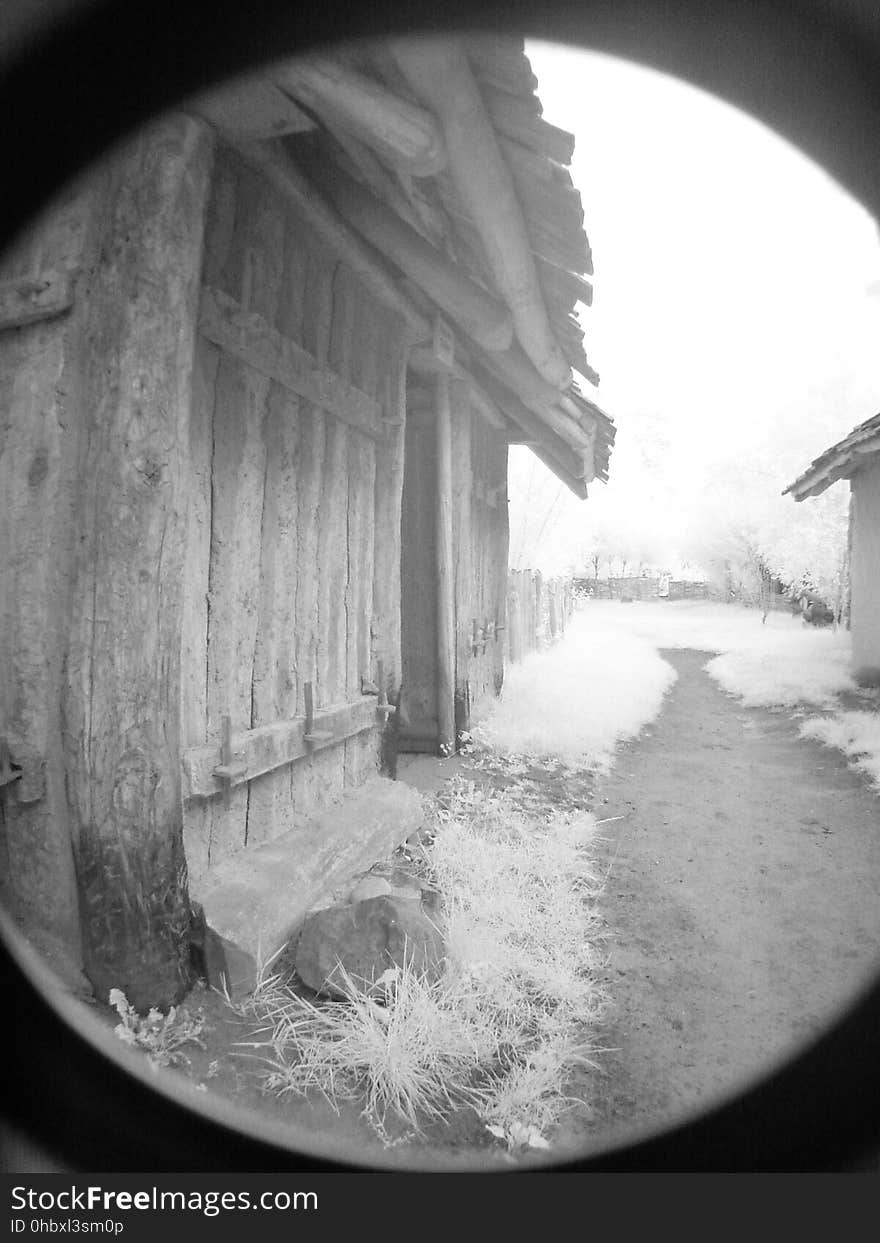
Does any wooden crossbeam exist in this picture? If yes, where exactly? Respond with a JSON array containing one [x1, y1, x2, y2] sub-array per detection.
[[199, 285, 384, 439], [182, 697, 379, 800]]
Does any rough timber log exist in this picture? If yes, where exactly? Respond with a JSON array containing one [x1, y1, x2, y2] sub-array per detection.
[[476, 344, 593, 450], [450, 383, 473, 740], [474, 366, 591, 492], [307, 162, 514, 353], [275, 56, 447, 176], [390, 37, 571, 390], [435, 373, 456, 756], [63, 115, 214, 1011]]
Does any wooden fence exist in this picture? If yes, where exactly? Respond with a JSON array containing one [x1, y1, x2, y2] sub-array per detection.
[[575, 576, 719, 601], [504, 570, 574, 664]]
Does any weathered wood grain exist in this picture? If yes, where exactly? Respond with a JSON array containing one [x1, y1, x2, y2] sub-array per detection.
[[244, 198, 297, 849], [291, 253, 333, 818], [205, 176, 282, 866], [199, 286, 384, 440], [61, 115, 214, 1010], [435, 374, 456, 756], [179, 338, 220, 887], [316, 265, 354, 794], [345, 290, 380, 786], [449, 385, 473, 741], [183, 697, 378, 798], [0, 268, 76, 331]]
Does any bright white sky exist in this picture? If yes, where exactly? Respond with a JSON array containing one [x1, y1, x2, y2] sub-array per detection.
[[512, 41, 880, 572]]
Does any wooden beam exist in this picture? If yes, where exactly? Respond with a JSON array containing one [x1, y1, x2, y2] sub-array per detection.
[[450, 382, 473, 741], [183, 697, 378, 799], [199, 285, 383, 438], [435, 373, 456, 756], [274, 55, 447, 177], [188, 74, 315, 139], [475, 365, 590, 483], [62, 114, 214, 1011], [0, 268, 75, 331], [390, 37, 571, 389], [231, 139, 430, 344], [407, 342, 507, 433], [477, 344, 592, 449], [531, 445, 589, 500], [307, 161, 513, 353]]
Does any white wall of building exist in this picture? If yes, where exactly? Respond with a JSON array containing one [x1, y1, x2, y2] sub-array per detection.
[[851, 458, 880, 684]]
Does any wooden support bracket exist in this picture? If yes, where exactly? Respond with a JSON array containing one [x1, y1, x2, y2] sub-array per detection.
[[0, 268, 76, 332], [375, 660, 396, 719], [0, 738, 22, 791], [303, 681, 334, 745], [212, 714, 248, 807]]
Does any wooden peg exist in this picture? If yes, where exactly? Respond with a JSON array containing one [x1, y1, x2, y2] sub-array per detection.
[[0, 738, 22, 791], [375, 658, 396, 718], [303, 681, 333, 745], [212, 714, 248, 806]]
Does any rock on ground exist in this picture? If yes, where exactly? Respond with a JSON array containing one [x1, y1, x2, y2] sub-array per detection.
[[294, 894, 445, 998]]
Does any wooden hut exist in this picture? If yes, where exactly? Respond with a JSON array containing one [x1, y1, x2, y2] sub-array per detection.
[[0, 35, 613, 1006], [784, 412, 880, 685]]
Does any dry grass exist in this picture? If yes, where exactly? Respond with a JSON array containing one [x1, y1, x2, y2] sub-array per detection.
[[234, 780, 608, 1150], [800, 709, 880, 786]]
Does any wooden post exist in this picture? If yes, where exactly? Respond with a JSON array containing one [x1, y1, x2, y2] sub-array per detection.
[[62, 115, 214, 1011], [450, 382, 472, 742], [435, 373, 456, 756]]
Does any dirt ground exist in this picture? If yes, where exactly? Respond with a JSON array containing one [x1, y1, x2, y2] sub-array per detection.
[[555, 648, 880, 1158], [25, 645, 880, 1169]]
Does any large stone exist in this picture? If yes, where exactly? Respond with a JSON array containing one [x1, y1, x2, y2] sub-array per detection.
[[192, 776, 426, 991], [294, 895, 445, 998], [348, 876, 393, 903]]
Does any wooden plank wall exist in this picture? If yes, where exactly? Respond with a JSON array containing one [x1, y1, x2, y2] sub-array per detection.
[[0, 175, 103, 948], [182, 147, 407, 887]]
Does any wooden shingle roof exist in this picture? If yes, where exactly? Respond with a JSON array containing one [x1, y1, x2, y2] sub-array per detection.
[[189, 34, 613, 496], [784, 413, 880, 500]]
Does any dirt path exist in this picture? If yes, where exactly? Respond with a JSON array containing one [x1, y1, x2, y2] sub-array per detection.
[[557, 648, 880, 1156]]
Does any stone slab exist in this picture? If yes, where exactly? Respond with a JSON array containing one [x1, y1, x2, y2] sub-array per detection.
[[193, 776, 425, 991]]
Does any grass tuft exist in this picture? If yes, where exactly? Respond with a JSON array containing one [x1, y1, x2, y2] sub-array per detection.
[[235, 780, 607, 1149]]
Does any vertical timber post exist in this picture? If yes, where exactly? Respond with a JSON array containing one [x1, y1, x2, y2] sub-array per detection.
[[435, 373, 456, 756], [450, 380, 472, 744], [63, 115, 214, 1011]]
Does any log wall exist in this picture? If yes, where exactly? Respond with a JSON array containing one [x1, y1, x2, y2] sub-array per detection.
[[0, 171, 103, 957], [182, 146, 409, 889], [1, 115, 215, 1008]]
